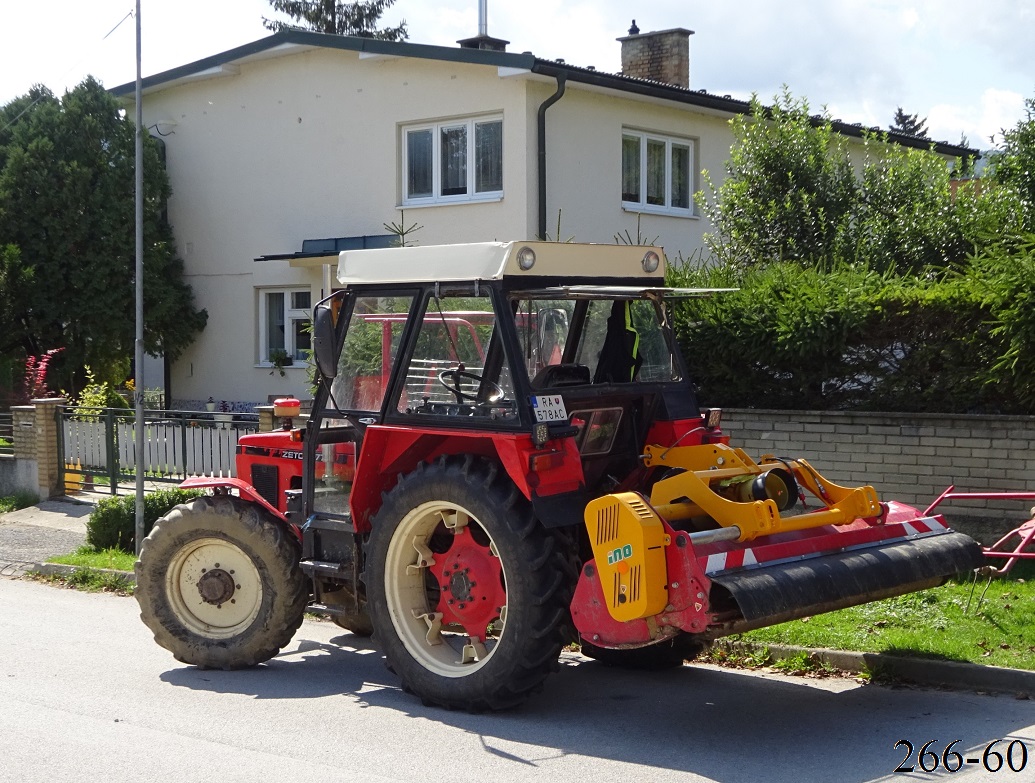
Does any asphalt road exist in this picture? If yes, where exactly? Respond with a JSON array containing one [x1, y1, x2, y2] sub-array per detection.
[[1, 577, 1033, 783]]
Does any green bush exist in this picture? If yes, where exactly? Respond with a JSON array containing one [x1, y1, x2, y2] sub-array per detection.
[[669, 261, 1008, 413], [72, 365, 130, 421], [86, 488, 205, 552]]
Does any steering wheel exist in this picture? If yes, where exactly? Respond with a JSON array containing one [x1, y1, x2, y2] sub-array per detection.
[[438, 369, 505, 405]]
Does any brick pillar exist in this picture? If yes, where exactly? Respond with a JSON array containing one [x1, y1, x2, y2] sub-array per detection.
[[257, 406, 308, 433], [30, 397, 66, 499], [11, 406, 35, 459], [257, 405, 275, 433]]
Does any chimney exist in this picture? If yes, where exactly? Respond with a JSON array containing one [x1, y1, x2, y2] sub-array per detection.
[[458, 0, 509, 52], [617, 21, 694, 88]]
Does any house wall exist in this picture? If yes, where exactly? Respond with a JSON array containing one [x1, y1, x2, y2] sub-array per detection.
[[138, 48, 539, 409], [535, 82, 732, 259]]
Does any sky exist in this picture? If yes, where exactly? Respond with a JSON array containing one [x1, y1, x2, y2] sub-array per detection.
[[1, 0, 1032, 150]]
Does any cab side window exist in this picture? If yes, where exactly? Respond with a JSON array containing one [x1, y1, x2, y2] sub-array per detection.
[[331, 295, 414, 412]]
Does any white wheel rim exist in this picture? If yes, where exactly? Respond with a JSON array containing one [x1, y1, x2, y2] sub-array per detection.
[[384, 500, 508, 678], [166, 537, 263, 639]]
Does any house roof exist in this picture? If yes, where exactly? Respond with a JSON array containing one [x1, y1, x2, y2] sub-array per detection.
[[110, 29, 976, 159]]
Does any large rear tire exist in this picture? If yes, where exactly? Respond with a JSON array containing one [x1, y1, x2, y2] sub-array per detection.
[[366, 456, 571, 711], [135, 495, 307, 669]]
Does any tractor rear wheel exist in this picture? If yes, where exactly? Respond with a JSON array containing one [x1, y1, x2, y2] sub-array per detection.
[[580, 635, 708, 670], [135, 495, 307, 669], [366, 456, 571, 711]]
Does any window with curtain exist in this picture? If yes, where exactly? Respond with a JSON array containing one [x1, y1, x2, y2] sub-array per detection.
[[621, 130, 695, 215], [403, 116, 503, 205], [259, 287, 311, 365]]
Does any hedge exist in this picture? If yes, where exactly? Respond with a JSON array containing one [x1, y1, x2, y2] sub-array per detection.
[[668, 240, 1035, 415]]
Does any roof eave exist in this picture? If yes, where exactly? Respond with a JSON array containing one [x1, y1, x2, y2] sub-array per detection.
[[530, 60, 978, 159], [111, 29, 535, 98]]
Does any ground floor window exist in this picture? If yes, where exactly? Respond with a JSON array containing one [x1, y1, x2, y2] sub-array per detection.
[[621, 129, 695, 215], [259, 287, 311, 366]]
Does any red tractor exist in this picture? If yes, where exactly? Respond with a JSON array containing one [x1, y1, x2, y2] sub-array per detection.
[[135, 241, 983, 711]]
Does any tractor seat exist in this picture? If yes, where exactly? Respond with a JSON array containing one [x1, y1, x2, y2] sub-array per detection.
[[530, 363, 591, 389]]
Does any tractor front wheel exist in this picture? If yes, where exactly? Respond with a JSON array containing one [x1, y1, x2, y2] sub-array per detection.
[[135, 495, 307, 669], [366, 456, 570, 711]]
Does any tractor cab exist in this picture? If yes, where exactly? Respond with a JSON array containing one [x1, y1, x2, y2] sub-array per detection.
[[307, 241, 722, 528]]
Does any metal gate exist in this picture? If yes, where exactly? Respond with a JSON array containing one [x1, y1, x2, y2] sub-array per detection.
[[60, 406, 259, 495]]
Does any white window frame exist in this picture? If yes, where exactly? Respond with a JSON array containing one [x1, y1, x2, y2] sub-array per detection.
[[402, 114, 504, 206], [258, 287, 311, 367], [621, 129, 696, 217]]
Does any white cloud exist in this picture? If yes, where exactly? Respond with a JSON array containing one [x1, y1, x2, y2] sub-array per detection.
[[900, 7, 921, 30], [929, 88, 1027, 148]]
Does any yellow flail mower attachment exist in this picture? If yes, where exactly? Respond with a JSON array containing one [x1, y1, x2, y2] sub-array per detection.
[[575, 443, 984, 645]]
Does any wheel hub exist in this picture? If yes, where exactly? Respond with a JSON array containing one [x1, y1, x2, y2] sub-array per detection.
[[428, 527, 505, 635], [197, 568, 236, 606], [448, 570, 473, 602]]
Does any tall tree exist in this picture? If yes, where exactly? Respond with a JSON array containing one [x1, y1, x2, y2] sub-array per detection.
[[890, 107, 929, 138], [987, 95, 1035, 232], [0, 78, 207, 391], [697, 90, 858, 270], [697, 89, 1023, 275], [263, 0, 407, 40]]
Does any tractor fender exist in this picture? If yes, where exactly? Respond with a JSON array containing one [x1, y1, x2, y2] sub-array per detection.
[[178, 476, 301, 542], [349, 425, 585, 532]]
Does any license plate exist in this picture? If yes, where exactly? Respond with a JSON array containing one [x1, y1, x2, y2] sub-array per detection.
[[531, 395, 568, 423]]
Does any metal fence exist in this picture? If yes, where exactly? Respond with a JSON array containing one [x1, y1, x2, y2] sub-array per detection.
[[60, 407, 259, 495], [0, 411, 12, 457]]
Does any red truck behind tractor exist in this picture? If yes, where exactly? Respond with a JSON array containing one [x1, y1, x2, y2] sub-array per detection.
[[135, 241, 983, 711]]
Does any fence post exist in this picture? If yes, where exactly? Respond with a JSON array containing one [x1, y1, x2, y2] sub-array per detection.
[[29, 397, 66, 499], [106, 407, 118, 495]]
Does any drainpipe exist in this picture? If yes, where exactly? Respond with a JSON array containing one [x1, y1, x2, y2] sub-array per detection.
[[536, 72, 566, 240]]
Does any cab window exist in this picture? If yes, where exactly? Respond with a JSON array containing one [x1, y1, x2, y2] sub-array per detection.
[[329, 294, 415, 412], [512, 296, 679, 386], [396, 294, 516, 419]]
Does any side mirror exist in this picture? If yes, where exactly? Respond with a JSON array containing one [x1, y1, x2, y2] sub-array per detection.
[[313, 302, 338, 379]]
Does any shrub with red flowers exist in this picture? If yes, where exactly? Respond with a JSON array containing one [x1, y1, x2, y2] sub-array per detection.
[[18, 348, 64, 403]]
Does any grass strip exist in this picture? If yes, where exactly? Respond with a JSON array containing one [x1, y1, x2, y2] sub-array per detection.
[[48, 545, 136, 572], [741, 573, 1035, 670], [29, 567, 134, 595]]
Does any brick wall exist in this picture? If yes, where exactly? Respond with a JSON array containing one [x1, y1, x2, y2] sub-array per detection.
[[721, 408, 1035, 537]]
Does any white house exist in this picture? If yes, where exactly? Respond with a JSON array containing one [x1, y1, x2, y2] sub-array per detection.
[[112, 24, 968, 412]]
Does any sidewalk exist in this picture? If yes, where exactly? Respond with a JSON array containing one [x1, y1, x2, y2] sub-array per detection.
[[0, 497, 92, 576]]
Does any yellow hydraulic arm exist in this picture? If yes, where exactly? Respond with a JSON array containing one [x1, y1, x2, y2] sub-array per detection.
[[643, 443, 882, 541]]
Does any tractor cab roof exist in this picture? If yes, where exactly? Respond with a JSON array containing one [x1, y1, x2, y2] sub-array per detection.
[[338, 241, 666, 286], [335, 241, 727, 299]]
